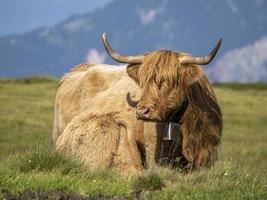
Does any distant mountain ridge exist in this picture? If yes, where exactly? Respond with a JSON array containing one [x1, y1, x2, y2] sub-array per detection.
[[0, 0, 267, 82], [207, 36, 267, 82]]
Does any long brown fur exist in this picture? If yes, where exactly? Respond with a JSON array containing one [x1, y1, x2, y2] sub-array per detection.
[[126, 50, 223, 169]]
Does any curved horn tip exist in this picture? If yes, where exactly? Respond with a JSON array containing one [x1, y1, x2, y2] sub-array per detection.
[[179, 38, 223, 65], [102, 32, 107, 41], [208, 38, 223, 61], [102, 32, 107, 37], [214, 38, 223, 51], [216, 38, 223, 49]]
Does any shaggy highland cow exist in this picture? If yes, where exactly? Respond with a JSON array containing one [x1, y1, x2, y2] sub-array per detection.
[[53, 33, 222, 172]]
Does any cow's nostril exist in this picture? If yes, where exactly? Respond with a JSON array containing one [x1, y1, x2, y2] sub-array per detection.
[[141, 107, 150, 115], [136, 105, 152, 119]]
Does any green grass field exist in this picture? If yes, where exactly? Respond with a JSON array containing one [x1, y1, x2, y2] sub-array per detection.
[[0, 78, 266, 199]]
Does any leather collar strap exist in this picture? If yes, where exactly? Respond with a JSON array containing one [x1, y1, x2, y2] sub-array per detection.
[[166, 100, 188, 124]]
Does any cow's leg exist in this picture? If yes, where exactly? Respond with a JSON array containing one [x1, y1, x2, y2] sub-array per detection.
[[56, 113, 121, 169], [142, 122, 165, 167], [113, 125, 143, 173], [56, 112, 143, 172]]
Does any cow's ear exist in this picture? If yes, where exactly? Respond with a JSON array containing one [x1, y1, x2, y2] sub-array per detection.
[[126, 64, 141, 85]]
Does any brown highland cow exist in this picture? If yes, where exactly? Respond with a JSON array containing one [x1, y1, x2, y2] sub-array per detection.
[[53, 33, 222, 172]]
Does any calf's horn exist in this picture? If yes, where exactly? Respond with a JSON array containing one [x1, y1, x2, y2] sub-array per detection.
[[102, 32, 144, 64], [179, 39, 222, 65]]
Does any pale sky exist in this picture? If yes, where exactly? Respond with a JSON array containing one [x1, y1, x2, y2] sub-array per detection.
[[0, 0, 112, 36]]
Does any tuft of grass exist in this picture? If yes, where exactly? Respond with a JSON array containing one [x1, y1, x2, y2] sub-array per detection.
[[3, 144, 84, 175], [131, 172, 164, 192]]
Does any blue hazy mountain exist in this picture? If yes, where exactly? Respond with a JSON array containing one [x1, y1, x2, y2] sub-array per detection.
[[0, 0, 266, 81]]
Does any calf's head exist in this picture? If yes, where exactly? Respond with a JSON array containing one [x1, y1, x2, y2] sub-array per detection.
[[102, 33, 222, 122]]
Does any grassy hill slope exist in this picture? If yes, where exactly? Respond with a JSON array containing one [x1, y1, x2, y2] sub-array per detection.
[[0, 78, 266, 199]]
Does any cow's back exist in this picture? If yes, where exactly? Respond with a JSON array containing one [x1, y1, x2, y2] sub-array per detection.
[[52, 63, 128, 142]]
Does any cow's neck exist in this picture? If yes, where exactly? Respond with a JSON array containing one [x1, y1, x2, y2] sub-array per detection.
[[163, 100, 188, 141], [167, 100, 188, 124]]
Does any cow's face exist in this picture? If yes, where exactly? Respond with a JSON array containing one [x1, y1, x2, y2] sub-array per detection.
[[126, 51, 187, 121], [135, 79, 184, 122], [102, 33, 222, 122]]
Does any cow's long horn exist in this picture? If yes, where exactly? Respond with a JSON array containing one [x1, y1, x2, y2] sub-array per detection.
[[179, 39, 222, 65], [102, 33, 144, 64]]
